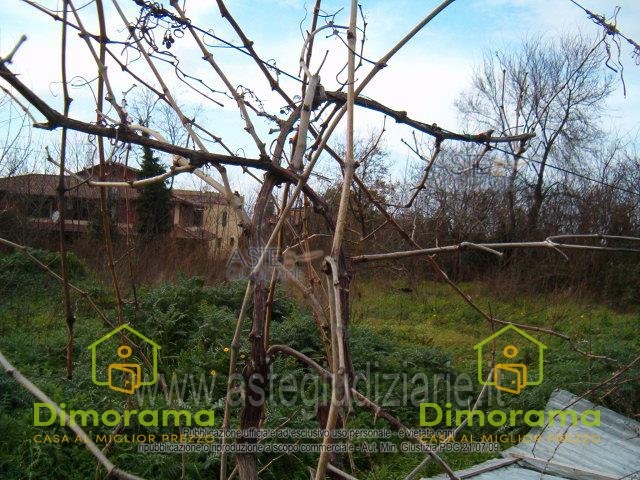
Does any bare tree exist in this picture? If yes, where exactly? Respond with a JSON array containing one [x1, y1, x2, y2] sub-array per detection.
[[457, 34, 615, 236], [0, 1, 638, 480], [0, 86, 33, 176]]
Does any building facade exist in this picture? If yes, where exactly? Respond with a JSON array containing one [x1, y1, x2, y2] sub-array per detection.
[[0, 163, 241, 255]]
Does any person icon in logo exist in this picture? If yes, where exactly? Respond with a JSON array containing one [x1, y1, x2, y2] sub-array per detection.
[[108, 345, 142, 394], [494, 344, 528, 394]]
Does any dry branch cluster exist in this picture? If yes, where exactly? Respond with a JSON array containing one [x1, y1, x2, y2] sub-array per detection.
[[0, 1, 639, 480]]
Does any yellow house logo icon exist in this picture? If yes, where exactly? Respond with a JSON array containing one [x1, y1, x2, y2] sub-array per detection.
[[88, 325, 161, 394], [474, 324, 546, 394]]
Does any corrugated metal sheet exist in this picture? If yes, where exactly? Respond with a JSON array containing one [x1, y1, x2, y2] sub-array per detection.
[[425, 389, 640, 480]]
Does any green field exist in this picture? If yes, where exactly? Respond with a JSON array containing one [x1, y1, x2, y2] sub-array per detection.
[[0, 250, 638, 479]]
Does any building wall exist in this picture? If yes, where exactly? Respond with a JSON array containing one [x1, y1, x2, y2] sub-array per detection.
[[202, 202, 243, 256], [1, 170, 243, 259]]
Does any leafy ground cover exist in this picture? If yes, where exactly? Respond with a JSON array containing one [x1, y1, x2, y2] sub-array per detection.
[[0, 250, 637, 479]]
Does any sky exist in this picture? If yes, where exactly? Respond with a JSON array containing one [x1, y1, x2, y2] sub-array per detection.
[[1, 0, 639, 192]]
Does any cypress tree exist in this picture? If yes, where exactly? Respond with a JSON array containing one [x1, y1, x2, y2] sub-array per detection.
[[136, 146, 172, 237], [88, 194, 118, 241]]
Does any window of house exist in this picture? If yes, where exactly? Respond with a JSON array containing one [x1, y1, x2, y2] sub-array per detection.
[[26, 196, 53, 218], [180, 205, 194, 226], [77, 199, 93, 221], [221, 210, 228, 227], [229, 237, 235, 247], [193, 209, 203, 227]]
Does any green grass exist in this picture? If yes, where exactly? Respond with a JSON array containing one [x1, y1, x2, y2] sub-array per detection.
[[0, 250, 638, 479], [351, 278, 640, 479], [352, 279, 639, 414]]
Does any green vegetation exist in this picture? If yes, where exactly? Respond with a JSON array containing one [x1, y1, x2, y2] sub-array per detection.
[[136, 145, 172, 238], [0, 251, 638, 479], [352, 280, 639, 417]]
